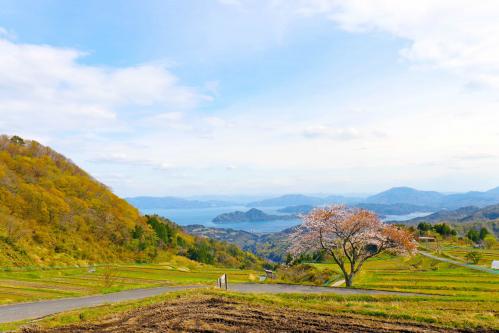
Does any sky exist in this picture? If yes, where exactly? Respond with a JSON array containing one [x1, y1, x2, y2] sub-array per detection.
[[1, 0, 499, 197]]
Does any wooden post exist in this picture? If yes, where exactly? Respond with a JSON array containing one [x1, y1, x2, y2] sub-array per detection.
[[217, 274, 228, 290]]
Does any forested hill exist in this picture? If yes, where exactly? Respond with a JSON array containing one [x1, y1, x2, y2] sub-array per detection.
[[0, 135, 263, 269]]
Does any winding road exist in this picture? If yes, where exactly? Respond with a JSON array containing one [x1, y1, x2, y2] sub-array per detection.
[[0, 283, 424, 324], [419, 251, 498, 274]]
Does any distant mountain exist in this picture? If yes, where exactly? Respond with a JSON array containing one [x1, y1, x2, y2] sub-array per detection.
[[486, 186, 499, 195], [405, 204, 499, 224], [365, 187, 445, 207], [247, 194, 325, 207], [355, 203, 433, 216], [126, 196, 235, 209], [278, 203, 433, 217], [365, 186, 499, 209], [440, 191, 499, 209], [186, 194, 267, 204], [212, 208, 295, 223], [277, 205, 314, 214], [461, 204, 499, 222], [323, 195, 363, 204], [128, 186, 499, 214], [247, 194, 361, 207], [406, 206, 480, 223]]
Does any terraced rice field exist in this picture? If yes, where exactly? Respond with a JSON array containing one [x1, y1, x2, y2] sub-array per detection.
[[2, 254, 498, 331], [0, 257, 257, 305], [418, 240, 499, 268], [437, 245, 498, 267], [351, 255, 499, 297], [309, 254, 499, 329]]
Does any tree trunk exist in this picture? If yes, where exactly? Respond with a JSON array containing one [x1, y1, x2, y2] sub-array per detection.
[[345, 272, 355, 288]]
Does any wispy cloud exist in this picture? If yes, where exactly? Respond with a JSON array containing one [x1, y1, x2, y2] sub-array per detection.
[[303, 0, 499, 90], [90, 153, 175, 171], [302, 126, 361, 140], [0, 34, 204, 138]]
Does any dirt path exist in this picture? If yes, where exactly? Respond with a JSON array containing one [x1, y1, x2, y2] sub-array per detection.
[[21, 295, 480, 333], [419, 251, 499, 274], [332, 279, 345, 287], [0, 283, 426, 324]]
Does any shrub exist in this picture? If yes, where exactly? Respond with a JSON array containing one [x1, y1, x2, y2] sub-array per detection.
[[483, 235, 496, 249], [467, 229, 480, 243], [465, 251, 482, 264]]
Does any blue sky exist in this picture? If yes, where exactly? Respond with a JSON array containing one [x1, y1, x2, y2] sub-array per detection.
[[1, 1, 499, 196]]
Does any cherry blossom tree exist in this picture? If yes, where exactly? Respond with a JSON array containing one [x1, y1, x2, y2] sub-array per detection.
[[290, 205, 416, 287]]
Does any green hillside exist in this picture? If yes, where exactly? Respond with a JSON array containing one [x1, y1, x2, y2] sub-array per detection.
[[0, 135, 262, 269]]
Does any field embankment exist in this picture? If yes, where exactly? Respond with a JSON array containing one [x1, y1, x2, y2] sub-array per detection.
[[0, 256, 258, 306], [13, 290, 496, 333]]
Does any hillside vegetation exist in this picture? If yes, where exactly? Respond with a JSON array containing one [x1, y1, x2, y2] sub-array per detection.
[[0, 135, 262, 269]]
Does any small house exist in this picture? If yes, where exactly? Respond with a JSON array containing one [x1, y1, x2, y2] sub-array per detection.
[[264, 269, 276, 279], [492, 260, 499, 270]]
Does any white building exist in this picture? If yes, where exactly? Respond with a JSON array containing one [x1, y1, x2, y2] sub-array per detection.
[[492, 260, 499, 270]]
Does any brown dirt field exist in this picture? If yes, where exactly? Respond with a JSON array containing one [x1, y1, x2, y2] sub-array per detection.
[[21, 296, 488, 333]]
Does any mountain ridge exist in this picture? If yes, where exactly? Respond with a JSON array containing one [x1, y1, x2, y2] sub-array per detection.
[[364, 186, 499, 209], [403, 203, 499, 224], [127, 186, 499, 212]]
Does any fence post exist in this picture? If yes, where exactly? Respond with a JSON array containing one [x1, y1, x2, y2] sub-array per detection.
[[224, 274, 228, 290]]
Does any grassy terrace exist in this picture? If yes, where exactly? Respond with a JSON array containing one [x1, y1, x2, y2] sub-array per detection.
[[418, 239, 499, 268], [0, 253, 498, 331], [307, 254, 499, 329], [311, 254, 499, 296], [437, 245, 498, 267], [0, 255, 258, 305]]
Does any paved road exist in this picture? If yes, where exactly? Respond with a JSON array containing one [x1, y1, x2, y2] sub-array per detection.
[[419, 251, 499, 274], [0, 285, 203, 324], [228, 283, 425, 296], [0, 283, 425, 324]]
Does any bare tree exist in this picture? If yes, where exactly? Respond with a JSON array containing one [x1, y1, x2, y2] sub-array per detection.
[[100, 265, 119, 288], [290, 205, 416, 287]]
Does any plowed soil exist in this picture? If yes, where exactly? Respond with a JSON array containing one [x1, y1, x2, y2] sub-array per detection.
[[21, 295, 488, 333]]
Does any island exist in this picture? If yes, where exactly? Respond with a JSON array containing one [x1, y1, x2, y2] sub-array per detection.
[[212, 208, 296, 223]]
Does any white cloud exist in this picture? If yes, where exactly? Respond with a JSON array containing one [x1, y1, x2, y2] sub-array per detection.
[[0, 35, 203, 137], [221, 1, 499, 90], [302, 125, 361, 140], [296, 0, 499, 90], [4, 3, 499, 196], [0, 27, 15, 40], [204, 80, 220, 96], [90, 152, 175, 171], [205, 116, 233, 128], [152, 112, 184, 121]]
